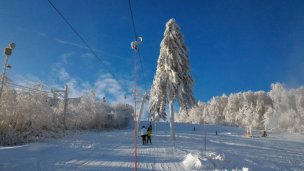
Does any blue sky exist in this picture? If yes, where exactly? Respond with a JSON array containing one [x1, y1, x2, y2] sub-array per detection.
[[1, 0, 304, 103]]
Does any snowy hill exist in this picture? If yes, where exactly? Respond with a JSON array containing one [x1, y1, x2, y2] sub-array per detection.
[[0, 122, 303, 171]]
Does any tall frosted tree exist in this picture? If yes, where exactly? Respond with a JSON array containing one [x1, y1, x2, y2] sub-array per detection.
[[148, 18, 197, 140]]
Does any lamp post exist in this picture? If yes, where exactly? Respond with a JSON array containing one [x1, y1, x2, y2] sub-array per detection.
[[0, 43, 16, 101]]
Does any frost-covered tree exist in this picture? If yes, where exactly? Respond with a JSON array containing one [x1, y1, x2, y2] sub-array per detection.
[[177, 101, 205, 124], [112, 103, 134, 128], [177, 83, 304, 133], [0, 82, 134, 145], [148, 18, 197, 140], [223, 93, 242, 126], [269, 83, 304, 132], [204, 96, 228, 124]]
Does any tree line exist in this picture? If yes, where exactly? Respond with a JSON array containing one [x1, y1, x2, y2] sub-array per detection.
[[0, 84, 133, 145], [177, 83, 304, 133]]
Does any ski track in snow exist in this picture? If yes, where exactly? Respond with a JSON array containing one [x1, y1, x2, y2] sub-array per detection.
[[0, 123, 304, 171]]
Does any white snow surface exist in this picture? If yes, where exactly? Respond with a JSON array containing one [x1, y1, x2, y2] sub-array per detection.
[[182, 153, 202, 170], [0, 122, 304, 171]]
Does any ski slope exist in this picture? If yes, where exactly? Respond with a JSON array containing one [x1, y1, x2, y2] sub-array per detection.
[[0, 122, 303, 171]]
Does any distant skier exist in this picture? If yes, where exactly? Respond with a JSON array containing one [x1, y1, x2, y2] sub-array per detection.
[[193, 127, 196, 131], [140, 126, 147, 145], [262, 130, 267, 137], [216, 131, 218, 136], [147, 124, 152, 144]]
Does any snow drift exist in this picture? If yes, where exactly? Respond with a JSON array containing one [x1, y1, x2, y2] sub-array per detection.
[[182, 153, 202, 170]]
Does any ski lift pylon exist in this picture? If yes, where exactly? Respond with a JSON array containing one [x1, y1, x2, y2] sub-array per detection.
[[131, 36, 143, 50]]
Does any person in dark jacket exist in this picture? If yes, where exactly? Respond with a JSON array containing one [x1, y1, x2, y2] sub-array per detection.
[[147, 125, 152, 144]]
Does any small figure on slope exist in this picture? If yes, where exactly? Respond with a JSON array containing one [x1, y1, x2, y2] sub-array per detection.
[[262, 130, 268, 137], [147, 123, 152, 145], [141, 126, 147, 145]]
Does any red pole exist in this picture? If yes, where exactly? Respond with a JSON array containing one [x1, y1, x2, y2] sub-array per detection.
[[133, 49, 137, 171]]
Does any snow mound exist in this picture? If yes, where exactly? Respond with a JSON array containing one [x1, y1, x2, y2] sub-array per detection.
[[206, 151, 225, 160], [182, 153, 217, 170], [182, 153, 202, 170]]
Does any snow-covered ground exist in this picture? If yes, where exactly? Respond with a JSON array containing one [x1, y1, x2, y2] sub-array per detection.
[[0, 122, 303, 171]]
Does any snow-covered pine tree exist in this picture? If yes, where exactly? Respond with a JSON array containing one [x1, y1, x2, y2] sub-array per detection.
[[148, 18, 197, 140]]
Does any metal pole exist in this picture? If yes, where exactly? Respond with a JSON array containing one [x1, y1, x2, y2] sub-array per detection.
[[63, 85, 68, 129], [0, 54, 9, 101], [137, 93, 147, 133]]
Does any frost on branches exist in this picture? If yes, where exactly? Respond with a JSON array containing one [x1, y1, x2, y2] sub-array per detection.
[[148, 18, 197, 140], [177, 83, 304, 133], [0, 83, 133, 145]]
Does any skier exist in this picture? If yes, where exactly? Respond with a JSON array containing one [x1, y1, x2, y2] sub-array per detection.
[[140, 126, 147, 145], [147, 124, 152, 144], [262, 130, 267, 137]]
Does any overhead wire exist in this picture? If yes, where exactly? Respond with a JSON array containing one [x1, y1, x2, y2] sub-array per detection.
[[7, 83, 50, 94], [4, 81, 53, 96], [137, 48, 148, 90], [47, 0, 130, 94], [47, 0, 104, 64], [128, 0, 148, 91], [4, 79, 67, 98], [128, 0, 138, 39], [128, 0, 138, 170], [8, 77, 67, 99], [128, 2, 157, 170], [3, 81, 69, 107]]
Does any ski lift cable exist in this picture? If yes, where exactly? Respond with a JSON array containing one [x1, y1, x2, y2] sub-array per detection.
[[8, 85, 53, 97], [1, 78, 42, 88], [128, 1, 138, 170], [47, 0, 103, 64], [5, 81, 52, 95], [47, 0, 130, 94], [5, 81, 65, 100], [137, 48, 148, 91], [9, 80, 64, 98], [128, 0, 148, 91], [128, 0, 138, 39], [128, 2, 154, 167], [5, 81, 66, 98], [5, 81, 48, 93]]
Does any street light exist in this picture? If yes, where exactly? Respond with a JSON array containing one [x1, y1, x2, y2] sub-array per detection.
[[0, 42, 16, 101]]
